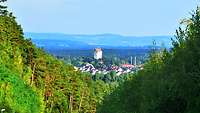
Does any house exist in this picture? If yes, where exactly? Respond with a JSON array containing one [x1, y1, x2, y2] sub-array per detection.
[[121, 64, 134, 68]]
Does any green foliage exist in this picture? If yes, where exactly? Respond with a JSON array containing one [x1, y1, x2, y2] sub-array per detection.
[[92, 71, 134, 83], [0, 1, 111, 112], [0, 66, 41, 113], [98, 7, 200, 113], [6, 1, 200, 113]]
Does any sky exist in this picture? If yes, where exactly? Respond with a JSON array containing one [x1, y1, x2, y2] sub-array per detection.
[[7, 0, 200, 36]]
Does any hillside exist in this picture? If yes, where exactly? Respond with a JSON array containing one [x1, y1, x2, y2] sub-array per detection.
[[1, 0, 200, 113], [0, 1, 112, 113], [97, 7, 200, 113]]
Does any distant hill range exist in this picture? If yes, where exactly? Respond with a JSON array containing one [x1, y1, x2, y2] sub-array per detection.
[[24, 32, 173, 50]]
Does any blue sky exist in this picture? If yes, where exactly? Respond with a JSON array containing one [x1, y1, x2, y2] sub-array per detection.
[[7, 0, 200, 36]]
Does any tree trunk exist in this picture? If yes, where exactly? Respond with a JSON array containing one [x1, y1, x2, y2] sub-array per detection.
[[78, 91, 84, 112], [31, 63, 36, 86], [69, 95, 73, 113]]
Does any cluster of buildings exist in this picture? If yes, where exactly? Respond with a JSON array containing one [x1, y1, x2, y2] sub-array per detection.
[[76, 63, 138, 76], [74, 48, 144, 76]]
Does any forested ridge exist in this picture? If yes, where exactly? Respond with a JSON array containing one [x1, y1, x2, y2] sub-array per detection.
[[1, 0, 200, 113], [0, 0, 113, 112], [97, 7, 200, 113]]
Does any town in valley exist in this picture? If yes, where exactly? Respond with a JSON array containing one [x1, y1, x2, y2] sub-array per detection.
[[74, 48, 144, 76]]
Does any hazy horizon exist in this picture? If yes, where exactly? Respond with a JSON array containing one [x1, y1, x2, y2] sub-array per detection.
[[25, 32, 173, 37]]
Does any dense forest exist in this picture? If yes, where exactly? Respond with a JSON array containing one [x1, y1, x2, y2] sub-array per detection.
[[0, 0, 114, 113], [97, 7, 200, 113], [1, 0, 200, 113]]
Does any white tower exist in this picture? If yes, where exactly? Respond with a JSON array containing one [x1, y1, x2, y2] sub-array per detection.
[[131, 56, 133, 65], [134, 56, 137, 66], [94, 48, 102, 60]]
